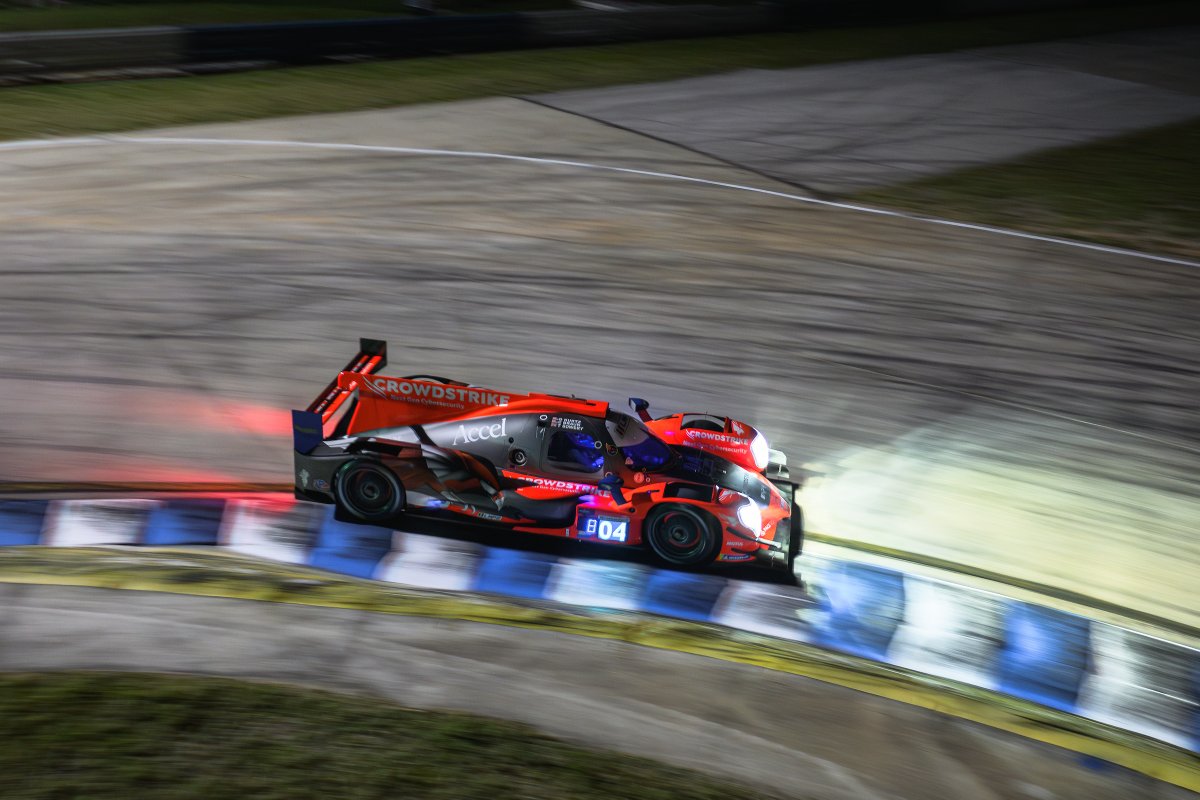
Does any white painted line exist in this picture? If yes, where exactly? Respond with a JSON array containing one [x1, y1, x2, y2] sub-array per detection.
[[0, 136, 108, 151], [1, 133, 1196, 269]]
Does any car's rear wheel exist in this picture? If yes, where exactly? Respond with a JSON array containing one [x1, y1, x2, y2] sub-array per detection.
[[334, 460, 405, 523], [643, 503, 720, 567]]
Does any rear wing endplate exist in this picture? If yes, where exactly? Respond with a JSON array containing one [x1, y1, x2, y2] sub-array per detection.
[[293, 338, 387, 453]]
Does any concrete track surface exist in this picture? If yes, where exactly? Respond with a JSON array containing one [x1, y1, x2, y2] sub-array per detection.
[[1, 32, 1199, 634], [0, 582, 1190, 800], [538, 27, 1200, 192]]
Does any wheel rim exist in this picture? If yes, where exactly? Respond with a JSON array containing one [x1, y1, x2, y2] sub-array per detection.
[[648, 508, 712, 564], [340, 465, 400, 519]]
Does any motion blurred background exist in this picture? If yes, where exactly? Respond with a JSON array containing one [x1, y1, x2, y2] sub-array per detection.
[[0, 0, 1197, 797]]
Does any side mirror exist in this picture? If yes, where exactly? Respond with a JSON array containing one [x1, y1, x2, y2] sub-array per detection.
[[598, 474, 627, 506], [628, 397, 652, 422]]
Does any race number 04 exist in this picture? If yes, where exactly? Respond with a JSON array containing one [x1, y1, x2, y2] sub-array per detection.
[[597, 520, 627, 542]]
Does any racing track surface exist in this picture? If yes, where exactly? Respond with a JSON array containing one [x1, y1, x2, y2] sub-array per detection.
[[0, 89, 1198, 630]]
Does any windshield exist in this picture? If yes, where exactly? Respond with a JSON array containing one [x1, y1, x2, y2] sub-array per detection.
[[605, 413, 672, 471]]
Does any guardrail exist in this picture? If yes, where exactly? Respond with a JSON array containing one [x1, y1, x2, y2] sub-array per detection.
[[1, 494, 1197, 754], [0, 5, 776, 77], [0, 25, 183, 74]]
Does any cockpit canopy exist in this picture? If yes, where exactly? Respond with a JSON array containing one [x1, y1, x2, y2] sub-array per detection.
[[605, 412, 673, 471]]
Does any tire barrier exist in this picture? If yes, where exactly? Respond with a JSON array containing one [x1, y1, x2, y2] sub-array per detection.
[[1, 494, 1198, 755], [0, 0, 1147, 78]]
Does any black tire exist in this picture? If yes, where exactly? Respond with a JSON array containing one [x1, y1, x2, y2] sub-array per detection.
[[643, 503, 720, 567], [334, 460, 406, 523], [788, 502, 804, 568]]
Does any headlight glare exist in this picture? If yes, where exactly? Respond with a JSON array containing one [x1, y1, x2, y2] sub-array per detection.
[[749, 432, 769, 471], [736, 500, 762, 534]]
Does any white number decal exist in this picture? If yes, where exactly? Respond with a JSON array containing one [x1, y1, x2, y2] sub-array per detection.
[[596, 520, 627, 542]]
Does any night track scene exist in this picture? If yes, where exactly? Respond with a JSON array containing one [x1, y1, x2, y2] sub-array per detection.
[[1, 1, 1198, 797]]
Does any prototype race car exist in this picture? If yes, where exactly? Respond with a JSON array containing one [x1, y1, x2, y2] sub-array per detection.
[[292, 339, 803, 573]]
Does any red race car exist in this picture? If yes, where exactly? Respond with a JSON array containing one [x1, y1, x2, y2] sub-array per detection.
[[292, 339, 803, 573]]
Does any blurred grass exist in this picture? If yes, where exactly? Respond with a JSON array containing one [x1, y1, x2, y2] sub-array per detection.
[[2, 1, 1200, 141], [856, 118, 1200, 258], [0, 671, 788, 800]]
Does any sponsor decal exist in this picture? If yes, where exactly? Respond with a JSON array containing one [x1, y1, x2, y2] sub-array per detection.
[[633, 471, 646, 484], [731, 421, 745, 435], [499, 471, 595, 493], [451, 418, 508, 446], [550, 416, 584, 431], [314, 479, 329, 490], [473, 511, 503, 522], [721, 554, 753, 561], [298, 469, 310, 489], [615, 415, 630, 437], [725, 540, 750, 549], [686, 429, 743, 445], [368, 377, 510, 407], [457, 503, 493, 518], [531, 477, 594, 492]]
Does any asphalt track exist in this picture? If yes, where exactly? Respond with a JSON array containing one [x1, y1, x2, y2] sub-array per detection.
[[2, 84, 1199, 633], [2, 581, 1193, 800]]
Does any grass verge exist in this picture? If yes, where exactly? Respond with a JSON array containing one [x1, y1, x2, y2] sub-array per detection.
[[1, 546, 1198, 792], [856, 118, 1200, 259], [1, 2, 1198, 142], [0, 671, 785, 800]]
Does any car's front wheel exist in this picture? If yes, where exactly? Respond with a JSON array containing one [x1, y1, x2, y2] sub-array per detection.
[[643, 503, 720, 567], [334, 460, 406, 523], [789, 503, 804, 561]]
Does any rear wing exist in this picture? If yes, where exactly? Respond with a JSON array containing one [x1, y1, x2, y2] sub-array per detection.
[[292, 338, 387, 453]]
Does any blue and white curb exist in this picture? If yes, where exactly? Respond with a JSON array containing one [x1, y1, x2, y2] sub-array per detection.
[[2, 496, 1197, 752]]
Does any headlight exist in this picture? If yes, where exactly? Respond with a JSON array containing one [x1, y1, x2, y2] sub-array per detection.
[[749, 431, 769, 471], [736, 500, 762, 534]]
